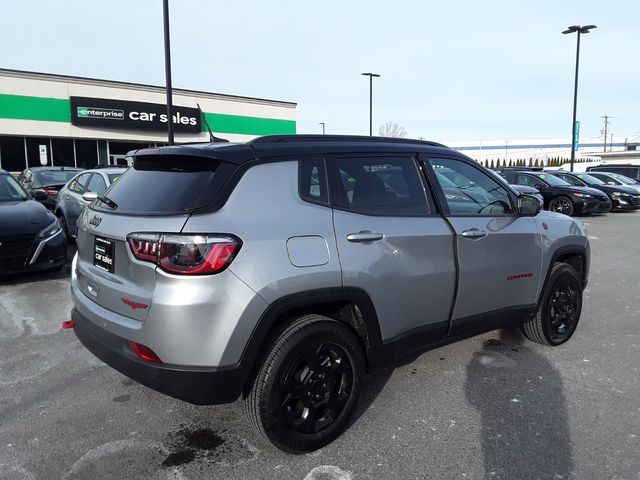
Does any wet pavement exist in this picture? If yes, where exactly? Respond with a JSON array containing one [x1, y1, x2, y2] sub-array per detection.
[[1, 216, 639, 479]]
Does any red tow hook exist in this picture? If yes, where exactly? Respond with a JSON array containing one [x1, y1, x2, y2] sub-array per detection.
[[62, 320, 76, 330]]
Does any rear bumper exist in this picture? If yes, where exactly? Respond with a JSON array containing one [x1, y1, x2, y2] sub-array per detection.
[[72, 308, 250, 405]]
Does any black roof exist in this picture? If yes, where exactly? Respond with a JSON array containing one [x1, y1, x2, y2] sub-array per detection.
[[129, 135, 452, 165]]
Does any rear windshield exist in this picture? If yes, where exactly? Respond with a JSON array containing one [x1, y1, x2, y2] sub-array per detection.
[[34, 169, 80, 187], [93, 155, 235, 215]]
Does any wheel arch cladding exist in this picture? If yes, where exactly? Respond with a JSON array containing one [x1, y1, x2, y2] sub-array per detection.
[[240, 287, 383, 376]]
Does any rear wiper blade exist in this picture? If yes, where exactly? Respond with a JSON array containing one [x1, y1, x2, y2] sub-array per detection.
[[97, 195, 118, 209]]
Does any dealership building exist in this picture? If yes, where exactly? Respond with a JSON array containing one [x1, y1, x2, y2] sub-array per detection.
[[0, 69, 297, 171]]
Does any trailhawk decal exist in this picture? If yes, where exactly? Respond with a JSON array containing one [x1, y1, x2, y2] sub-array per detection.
[[506, 272, 534, 281]]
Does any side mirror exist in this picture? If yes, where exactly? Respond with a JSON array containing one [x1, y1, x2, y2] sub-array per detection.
[[82, 191, 99, 202], [33, 190, 48, 201], [534, 183, 547, 190], [518, 194, 542, 216]]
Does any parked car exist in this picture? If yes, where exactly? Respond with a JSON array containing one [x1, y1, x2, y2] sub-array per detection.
[[0, 169, 67, 274], [587, 171, 640, 194], [16, 167, 83, 210], [69, 135, 589, 453], [586, 164, 640, 181], [56, 167, 126, 238], [496, 168, 610, 216], [550, 171, 640, 211]]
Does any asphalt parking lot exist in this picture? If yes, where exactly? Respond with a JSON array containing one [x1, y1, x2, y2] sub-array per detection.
[[1, 214, 639, 480]]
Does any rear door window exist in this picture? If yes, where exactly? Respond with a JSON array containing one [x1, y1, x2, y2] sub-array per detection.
[[94, 155, 236, 215], [329, 156, 430, 216]]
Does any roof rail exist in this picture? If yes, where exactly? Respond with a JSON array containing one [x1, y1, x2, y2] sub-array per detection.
[[250, 134, 446, 148]]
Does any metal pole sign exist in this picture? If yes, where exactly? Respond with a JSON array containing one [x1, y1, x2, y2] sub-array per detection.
[[574, 120, 580, 150], [39, 145, 48, 165]]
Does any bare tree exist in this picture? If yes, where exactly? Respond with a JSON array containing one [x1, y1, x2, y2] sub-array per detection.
[[378, 121, 407, 138]]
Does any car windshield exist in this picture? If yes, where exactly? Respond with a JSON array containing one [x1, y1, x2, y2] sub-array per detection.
[[536, 173, 570, 186], [575, 173, 605, 185], [609, 173, 638, 185], [0, 174, 29, 202], [33, 169, 80, 187]]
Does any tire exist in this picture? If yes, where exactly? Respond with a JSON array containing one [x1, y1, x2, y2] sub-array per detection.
[[549, 196, 574, 216], [57, 212, 69, 237], [245, 315, 365, 453], [521, 262, 582, 346]]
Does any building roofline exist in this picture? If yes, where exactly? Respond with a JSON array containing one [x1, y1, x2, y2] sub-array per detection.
[[0, 68, 297, 108]]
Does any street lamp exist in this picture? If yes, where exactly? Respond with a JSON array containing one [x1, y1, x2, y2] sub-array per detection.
[[562, 24, 597, 171], [319, 122, 326, 135], [361, 72, 380, 136]]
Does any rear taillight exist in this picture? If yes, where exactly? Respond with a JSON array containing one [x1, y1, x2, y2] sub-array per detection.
[[126, 233, 241, 275]]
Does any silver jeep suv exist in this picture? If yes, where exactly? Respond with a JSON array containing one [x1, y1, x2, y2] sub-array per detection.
[[69, 135, 589, 452]]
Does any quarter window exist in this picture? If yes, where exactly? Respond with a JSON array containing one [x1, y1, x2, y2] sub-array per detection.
[[429, 158, 513, 215], [299, 158, 328, 205], [331, 156, 429, 216]]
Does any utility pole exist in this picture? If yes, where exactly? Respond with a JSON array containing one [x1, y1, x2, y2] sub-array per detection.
[[163, 0, 174, 145], [601, 115, 611, 152]]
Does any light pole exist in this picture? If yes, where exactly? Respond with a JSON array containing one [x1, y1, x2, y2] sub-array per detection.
[[163, 0, 174, 145], [562, 24, 597, 171], [361, 72, 380, 136], [319, 122, 325, 135]]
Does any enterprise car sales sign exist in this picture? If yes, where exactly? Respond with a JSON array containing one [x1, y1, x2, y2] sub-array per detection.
[[70, 96, 201, 133]]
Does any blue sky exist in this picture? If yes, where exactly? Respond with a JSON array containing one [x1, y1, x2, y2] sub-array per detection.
[[2, 0, 639, 143]]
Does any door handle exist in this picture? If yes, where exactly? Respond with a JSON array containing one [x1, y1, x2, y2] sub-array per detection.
[[347, 231, 384, 243], [461, 228, 487, 239]]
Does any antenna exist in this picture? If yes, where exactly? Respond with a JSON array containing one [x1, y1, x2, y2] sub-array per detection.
[[197, 103, 229, 143]]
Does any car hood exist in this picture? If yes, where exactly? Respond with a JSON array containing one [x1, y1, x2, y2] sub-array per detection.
[[0, 200, 56, 236], [559, 186, 608, 197], [587, 184, 639, 195]]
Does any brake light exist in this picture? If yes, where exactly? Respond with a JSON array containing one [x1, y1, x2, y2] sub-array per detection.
[[129, 341, 162, 363], [45, 188, 58, 196], [126, 233, 241, 275]]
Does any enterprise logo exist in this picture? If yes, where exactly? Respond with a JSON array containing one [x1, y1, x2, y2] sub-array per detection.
[[77, 106, 124, 120]]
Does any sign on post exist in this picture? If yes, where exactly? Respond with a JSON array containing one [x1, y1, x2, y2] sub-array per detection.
[[38, 145, 48, 166], [574, 121, 580, 150]]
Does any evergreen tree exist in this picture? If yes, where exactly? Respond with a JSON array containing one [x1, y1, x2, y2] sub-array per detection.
[[490, 159, 495, 169]]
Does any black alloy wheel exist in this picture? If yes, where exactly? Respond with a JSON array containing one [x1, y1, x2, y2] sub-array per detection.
[[549, 196, 574, 216], [521, 262, 582, 346], [545, 277, 580, 342], [280, 342, 354, 434]]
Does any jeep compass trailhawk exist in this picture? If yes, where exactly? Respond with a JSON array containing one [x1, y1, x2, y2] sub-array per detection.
[[69, 135, 589, 452]]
